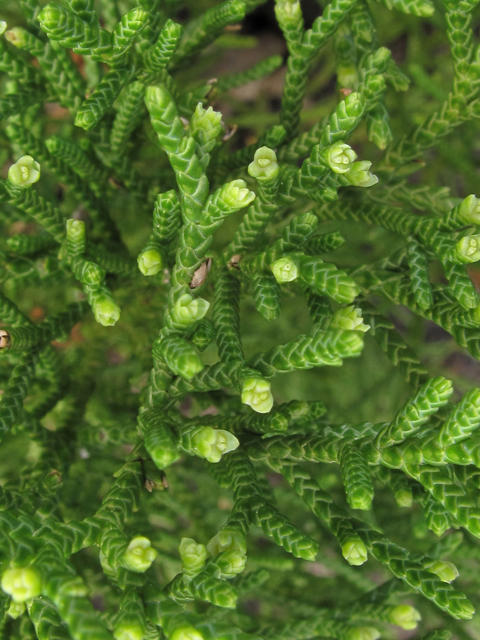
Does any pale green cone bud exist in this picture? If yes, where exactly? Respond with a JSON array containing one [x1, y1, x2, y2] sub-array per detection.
[[458, 195, 480, 225], [346, 161, 378, 188], [8, 156, 40, 188], [4, 27, 29, 48], [449, 235, 480, 264], [7, 601, 25, 619], [122, 536, 158, 573], [389, 605, 421, 630], [1, 567, 42, 602], [173, 294, 210, 327], [271, 256, 299, 283], [275, 0, 302, 23], [192, 427, 239, 462], [220, 179, 255, 210], [207, 528, 247, 556], [341, 539, 368, 566], [329, 306, 370, 332], [81, 262, 106, 284], [248, 147, 279, 182], [138, 249, 163, 276], [337, 65, 359, 89], [67, 219, 86, 243], [241, 377, 274, 414], [174, 351, 204, 381], [345, 627, 380, 640], [394, 488, 413, 508], [179, 538, 207, 578], [190, 103, 223, 154], [217, 549, 247, 577], [424, 559, 459, 583], [93, 296, 121, 327], [326, 142, 357, 175], [75, 112, 92, 130], [114, 623, 144, 640], [170, 626, 204, 640], [0, 21, 6, 36]]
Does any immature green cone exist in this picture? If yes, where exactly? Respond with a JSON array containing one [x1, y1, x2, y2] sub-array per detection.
[[241, 376, 274, 413], [191, 427, 239, 462], [216, 549, 247, 577], [345, 627, 380, 640], [190, 103, 223, 155], [326, 142, 357, 174], [138, 247, 163, 276], [0, 21, 6, 35], [217, 179, 256, 210], [114, 625, 143, 640], [172, 294, 210, 328], [122, 536, 158, 573], [7, 601, 25, 619], [329, 306, 370, 332], [271, 255, 299, 283], [395, 488, 413, 508], [448, 236, 480, 265], [207, 529, 247, 556], [389, 605, 422, 630], [248, 147, 279, 181], [341, 538, 368, 566], [93, 295, 121, 327], [8, 155, 40, 188], [170, 626, 204, 640], [346, 161, 379, 188], [179, 538, 208, 578], [1, 567, 42, 602], [456, 195, 480, 225]]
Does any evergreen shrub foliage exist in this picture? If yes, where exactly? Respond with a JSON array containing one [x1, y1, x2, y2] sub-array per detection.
[[1, 0, 480, 638]]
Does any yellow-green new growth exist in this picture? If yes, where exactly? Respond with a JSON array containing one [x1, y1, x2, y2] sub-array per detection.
[[1, 567, 42, 602], [191, 427, 239, 462], [122, 536, 158, 573], [241, 376, 274, 413], [8, 155, 40, 188]]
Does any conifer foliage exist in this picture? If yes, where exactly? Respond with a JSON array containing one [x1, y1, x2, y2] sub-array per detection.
[[0, 0, 480, 638]]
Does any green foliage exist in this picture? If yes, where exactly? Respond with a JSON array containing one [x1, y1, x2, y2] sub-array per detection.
[[0, 1, 480, 640]]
